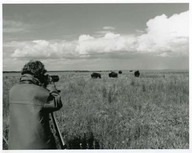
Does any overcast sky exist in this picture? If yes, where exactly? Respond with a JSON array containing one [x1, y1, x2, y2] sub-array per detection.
[[3, 3, 189, 71]]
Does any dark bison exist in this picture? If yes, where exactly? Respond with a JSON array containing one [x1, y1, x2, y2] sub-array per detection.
[[91, 72, 101, 78], [118, 70, 122, 74], [109, 72, 118, 78], [134, 70, 140, 77]]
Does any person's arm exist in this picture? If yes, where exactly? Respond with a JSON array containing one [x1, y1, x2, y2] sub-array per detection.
[[43, 76, 63, 112], [43, 91, 63, 112]]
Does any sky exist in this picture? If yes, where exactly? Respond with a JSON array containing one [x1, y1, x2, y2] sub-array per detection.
[[3, 3, 189, 71]]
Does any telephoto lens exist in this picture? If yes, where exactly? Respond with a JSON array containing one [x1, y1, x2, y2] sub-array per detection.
[[50, 75, 59, 82]]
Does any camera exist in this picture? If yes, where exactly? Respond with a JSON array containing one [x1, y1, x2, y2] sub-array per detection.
[[43, 75, 60, 92], [42, 74, 59, 85], [50, 75, 59, 82]]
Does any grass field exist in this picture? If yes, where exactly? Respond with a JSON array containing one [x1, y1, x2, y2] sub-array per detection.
[[3, 70, 189, 149]]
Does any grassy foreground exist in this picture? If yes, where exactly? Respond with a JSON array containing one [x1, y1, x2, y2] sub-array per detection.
[[3, 70, 189, 149]]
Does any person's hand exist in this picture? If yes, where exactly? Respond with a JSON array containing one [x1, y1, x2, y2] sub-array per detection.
[[46, 75, 59, 93]]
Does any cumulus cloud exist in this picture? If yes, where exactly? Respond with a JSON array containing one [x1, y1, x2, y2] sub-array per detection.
[[78, 35, 94, 41], [9, 11, 188, 59], [11, 40, 78, 59], [75, 32, 136, 55], [137, 11, 189, 56], [10, 32, 137, 59]]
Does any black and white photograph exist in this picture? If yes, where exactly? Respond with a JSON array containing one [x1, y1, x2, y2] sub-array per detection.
[[2, 1, 190, 151]]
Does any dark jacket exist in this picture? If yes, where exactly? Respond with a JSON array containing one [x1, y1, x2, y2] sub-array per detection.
[[8, 74, 62, 149]]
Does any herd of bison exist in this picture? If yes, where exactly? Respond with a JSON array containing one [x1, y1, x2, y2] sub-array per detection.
[[91, 70, 140, 78]]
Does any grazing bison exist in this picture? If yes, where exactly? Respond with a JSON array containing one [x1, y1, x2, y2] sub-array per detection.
[[109, 72, 118, 78], [91, 72, 101, 78], [118, 70, 122, 74], [134, 70, 140, 77]]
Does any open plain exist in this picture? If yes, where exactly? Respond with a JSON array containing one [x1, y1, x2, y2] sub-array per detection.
[[3, 70, 189, 149]]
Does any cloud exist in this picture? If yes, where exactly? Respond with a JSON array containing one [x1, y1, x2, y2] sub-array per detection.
[[78, 35, 94, 41], [3, 20, 30, 33], [10, 32, 137, 59], [136, 11, 189, 56], [11, 40, 79, 59], [95, 26, 115, 35], [96, 30, 112, 35], [8, 11, 189, 60], [75, 33, 136, 55], [103, 26, 115, 30]]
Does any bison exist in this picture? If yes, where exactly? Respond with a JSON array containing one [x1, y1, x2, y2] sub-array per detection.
[[109, 72, 118, 78], [134, 70, 140, 77], [91, 72, 101, 78], [118, 70, 122, 74]]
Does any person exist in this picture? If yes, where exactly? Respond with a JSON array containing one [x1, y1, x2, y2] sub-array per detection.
[[8, 60, 63, 149]]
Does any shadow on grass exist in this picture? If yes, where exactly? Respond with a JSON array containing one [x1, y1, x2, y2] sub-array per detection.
[[66, 132, 101, 149]]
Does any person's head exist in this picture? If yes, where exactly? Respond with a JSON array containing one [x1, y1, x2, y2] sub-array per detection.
[[21, 60, 47, 84]]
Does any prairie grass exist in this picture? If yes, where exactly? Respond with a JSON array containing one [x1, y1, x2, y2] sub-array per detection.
[[3, 70, 189, 149]]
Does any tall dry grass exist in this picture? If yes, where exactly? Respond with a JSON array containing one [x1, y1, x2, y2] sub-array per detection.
[[3, 71, 189, 149]]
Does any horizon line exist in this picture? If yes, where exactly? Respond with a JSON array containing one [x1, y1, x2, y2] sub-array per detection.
[[3, 68, 189, 73]]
